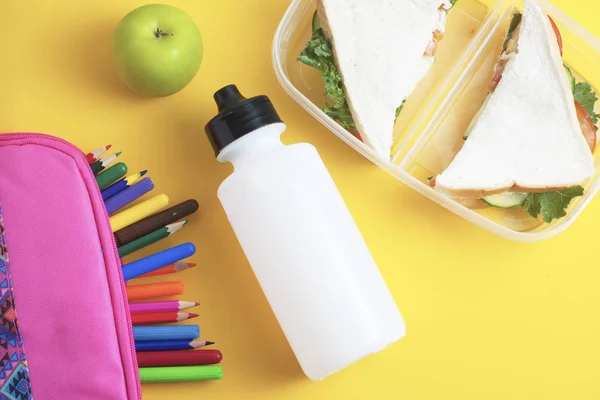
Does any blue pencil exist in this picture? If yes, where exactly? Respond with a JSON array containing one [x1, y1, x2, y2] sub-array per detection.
[[133, 325, 200, 342], [101, 170, 147, 200], [105, 177, 154, 215], [135, 339, 212, 352], [122, 242, 196, 281]]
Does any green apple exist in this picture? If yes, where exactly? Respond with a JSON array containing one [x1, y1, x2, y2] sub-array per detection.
[[112, 4, 203, 97]]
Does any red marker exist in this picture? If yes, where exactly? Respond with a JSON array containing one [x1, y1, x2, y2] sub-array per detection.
[[85, 144, 112, 164], [136, 350, 223, 367]]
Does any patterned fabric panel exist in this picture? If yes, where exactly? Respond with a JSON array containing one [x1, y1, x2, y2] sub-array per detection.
[[0, 206, 33, 400]]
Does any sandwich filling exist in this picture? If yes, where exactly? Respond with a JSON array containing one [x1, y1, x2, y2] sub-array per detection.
[[433, 1, 599, 223], [298, 0, 455, 158]]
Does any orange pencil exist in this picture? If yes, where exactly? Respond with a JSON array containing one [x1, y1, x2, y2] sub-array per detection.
[[126, 281, 184, 301], [137, 262, 196, 279], [131, 311, 198, 326]]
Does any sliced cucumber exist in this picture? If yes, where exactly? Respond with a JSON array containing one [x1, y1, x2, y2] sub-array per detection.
[[312, 11, 321, 32], [482, 192, 527, 208], [564, 64, 576, 93]]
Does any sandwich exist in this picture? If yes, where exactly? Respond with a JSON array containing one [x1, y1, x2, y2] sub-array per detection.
[[432, 0, 599, 223], [298, 0, 457, 160]]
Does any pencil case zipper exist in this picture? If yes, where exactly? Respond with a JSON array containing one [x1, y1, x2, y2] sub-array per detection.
[[0, 132, 141, 399]]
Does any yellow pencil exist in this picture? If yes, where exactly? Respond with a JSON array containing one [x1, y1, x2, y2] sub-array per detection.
[[110, 194, 169, 232], [101, 170, 148, 201], [124, 171, 147, 186]]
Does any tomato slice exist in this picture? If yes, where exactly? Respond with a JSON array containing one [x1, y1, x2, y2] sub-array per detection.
[[428, 176, 437, 188], [548, 16, 563, 56], [348, 130, 362, 141], [490, 59, 508, 93], [575, 101, 597, 152]]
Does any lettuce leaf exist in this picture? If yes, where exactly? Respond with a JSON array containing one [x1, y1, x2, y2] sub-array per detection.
[[396, 101, 406, 121], [574, 82, 600, 125], [297, 28, 357, 132], [503, 13, 522, 52], [523, 186, 584, 223]]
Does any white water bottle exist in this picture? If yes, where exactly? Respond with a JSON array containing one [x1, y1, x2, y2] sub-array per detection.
[[205, 85, 405, 380]]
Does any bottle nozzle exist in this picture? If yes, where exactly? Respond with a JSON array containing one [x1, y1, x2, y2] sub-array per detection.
[[214, 85, 247, 112]]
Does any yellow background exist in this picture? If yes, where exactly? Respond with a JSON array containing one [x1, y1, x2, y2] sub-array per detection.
[[2, 0, 599, 399]]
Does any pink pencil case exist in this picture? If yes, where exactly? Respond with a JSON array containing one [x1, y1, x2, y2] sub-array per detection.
[[0, 133, 141, 399]]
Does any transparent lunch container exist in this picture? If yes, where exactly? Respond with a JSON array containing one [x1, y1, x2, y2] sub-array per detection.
[[272, 0, 600, 242]]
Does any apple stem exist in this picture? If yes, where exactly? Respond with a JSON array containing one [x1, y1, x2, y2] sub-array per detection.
[[154, 28, 173, 38]]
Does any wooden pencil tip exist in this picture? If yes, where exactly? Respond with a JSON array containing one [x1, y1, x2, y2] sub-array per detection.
[[106, 144, 112, 150], [187, 263, 197, 268], [194, 302, 200, 307], [206, 341, 215, 346], [116, 151, 123, 157], [140, 170, 148, 177], [189, 313, 199, 318]]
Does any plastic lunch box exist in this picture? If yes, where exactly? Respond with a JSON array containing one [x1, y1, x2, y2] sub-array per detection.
[[272, 0, 600, 242]]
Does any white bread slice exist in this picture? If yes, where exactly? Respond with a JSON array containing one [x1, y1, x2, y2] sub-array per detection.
[[435, 0, 595, 198], [317, 0, 448, 159]]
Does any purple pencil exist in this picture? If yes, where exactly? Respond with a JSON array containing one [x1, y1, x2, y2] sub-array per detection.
[[105, 177, 154, 215], [128, 300, 199, 314]]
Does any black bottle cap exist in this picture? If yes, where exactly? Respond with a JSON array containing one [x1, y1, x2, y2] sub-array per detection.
[[205, 85, 283, 156]]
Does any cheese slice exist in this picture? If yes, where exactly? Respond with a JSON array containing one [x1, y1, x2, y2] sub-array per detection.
[[317, 0, 447, 159], [435, 0, 595, 197]]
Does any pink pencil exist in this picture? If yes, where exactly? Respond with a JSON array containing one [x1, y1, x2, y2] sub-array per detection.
[[128, 300, 199, 314]]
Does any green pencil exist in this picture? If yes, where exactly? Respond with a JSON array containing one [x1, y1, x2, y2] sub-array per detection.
[[96, 162, 128, 190], [118, 220, 188, 258], [91, 152, 122, 175], [139, 365, 223, 383]]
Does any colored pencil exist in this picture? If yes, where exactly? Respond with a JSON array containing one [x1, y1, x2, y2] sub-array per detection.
[[85, 144, 111, 164], [133, 325, 200, 342], [96, 162, 128, 190], [114, 200, 199, 246], [131, 311, 198, 326], [126, 281, 184, 301], [110, 194, 169, 232], [91, 152, 122, 175], [138, 365, 223, 383], [139, 365, 223, 383], [122, 242, 195, 281], [135, 339, 213, 352], [138, 262, 196, 279], [136, 350, 223, 367], [105, 177, 154, 215], [101, 170, 147, 201], [118, 221, 188, 258], [128, 300, 199, 314]]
